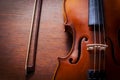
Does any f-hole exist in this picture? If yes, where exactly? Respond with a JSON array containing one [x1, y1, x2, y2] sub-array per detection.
[[69, 37, 88, 64]]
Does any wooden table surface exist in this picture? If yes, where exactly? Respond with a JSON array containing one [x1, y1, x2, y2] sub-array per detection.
[[0, 0, 71, 80]]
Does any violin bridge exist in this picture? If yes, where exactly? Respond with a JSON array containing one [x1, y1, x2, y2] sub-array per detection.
[[86, 44, 108, 51]]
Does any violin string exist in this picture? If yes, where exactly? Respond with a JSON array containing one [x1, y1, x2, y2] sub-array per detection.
[[97, 0, 102, 72], [100, 0, 106, 70], [93, 0, 97, 72]]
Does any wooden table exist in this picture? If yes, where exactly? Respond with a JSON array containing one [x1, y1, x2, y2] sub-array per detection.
[[0, 0, 71, 80]]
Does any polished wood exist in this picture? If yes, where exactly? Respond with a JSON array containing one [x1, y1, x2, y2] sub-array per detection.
[[0, 0, 68, 80], [25, 0, 43, 76], [28, 0, 68, 80], [54, 0, 120, 80], [0, 0, 35, 80]]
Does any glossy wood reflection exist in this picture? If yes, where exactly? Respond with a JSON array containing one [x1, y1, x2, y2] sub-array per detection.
[[53, 0, 120, 80]]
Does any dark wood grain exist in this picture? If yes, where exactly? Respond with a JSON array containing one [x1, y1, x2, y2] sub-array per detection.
[[0, 0, 70, 80], [29, 0, 70, 80], [0, 0, 35, 80]]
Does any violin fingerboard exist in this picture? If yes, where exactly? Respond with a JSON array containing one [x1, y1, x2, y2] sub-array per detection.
[[88, 0, 104, 27]]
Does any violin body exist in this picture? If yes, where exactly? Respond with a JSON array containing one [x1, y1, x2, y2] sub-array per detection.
[[53, 0, 120, 80]]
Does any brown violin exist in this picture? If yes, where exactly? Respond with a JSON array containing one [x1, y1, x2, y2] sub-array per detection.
[[53, 0, 120, 80]]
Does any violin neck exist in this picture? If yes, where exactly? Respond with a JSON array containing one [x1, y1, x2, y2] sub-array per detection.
[[88, 0, 104, 27]]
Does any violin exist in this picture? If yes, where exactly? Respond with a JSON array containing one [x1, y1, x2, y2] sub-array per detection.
[[53, 0, 120, 80]]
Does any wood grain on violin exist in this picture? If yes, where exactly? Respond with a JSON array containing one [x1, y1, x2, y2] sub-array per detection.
[[53, 0, 120, 80]]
